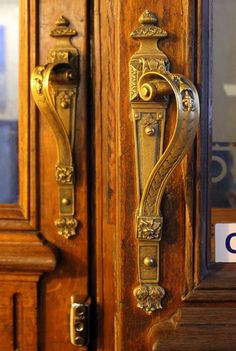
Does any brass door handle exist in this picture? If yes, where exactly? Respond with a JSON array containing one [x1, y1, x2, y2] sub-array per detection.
[[31, 17, 79, 239], [129, 10, 200, 314]]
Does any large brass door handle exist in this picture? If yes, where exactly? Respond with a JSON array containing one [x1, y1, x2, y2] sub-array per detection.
[[129, 10, 200, 314], [31, 17, 79, 239]]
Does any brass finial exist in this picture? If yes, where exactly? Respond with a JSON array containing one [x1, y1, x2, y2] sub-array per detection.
[[50, 15, 77, 37], [139, 10, 158, 25], [56, 16, 70, 27], [130, 10, 167, 39]]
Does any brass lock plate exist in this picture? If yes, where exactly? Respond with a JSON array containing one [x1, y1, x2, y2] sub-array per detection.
[[70, 296, 90, 347]]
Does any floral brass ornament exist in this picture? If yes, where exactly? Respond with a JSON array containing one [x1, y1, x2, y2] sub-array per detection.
[[129, 11, 200, 313], [55, 217, 78, 239], [134, 284, 165, 314], [56, 165, 74, 184], [31, 16, 79, 239], [137, 217, 162, 240]]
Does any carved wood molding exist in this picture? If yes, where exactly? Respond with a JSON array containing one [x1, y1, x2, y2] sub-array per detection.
[[0, 233, 57, 273], [148, 263, 236, 349], [149, 306, 236, 351]]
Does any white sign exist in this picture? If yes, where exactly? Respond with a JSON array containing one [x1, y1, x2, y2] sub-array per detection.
[[215, 223, 236, 262]]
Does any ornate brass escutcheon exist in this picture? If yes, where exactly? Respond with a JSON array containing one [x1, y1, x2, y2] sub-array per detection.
[[31, 16, 79, 239], [129, 10, 200, 314]]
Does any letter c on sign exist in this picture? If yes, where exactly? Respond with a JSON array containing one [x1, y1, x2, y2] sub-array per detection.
[[225, 233, 236, 253]]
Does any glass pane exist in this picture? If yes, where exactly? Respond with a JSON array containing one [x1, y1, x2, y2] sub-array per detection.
[[0, 0, 19, 203], [212, 0, 236, 208]]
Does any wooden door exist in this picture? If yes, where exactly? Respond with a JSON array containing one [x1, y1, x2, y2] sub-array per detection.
[[95, 0, 236, 350], [1, 0, 235, 350], [0, 1, 89, 350]]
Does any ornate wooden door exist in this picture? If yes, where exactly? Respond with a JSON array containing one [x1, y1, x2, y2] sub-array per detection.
[[1, 0, 235, 350]]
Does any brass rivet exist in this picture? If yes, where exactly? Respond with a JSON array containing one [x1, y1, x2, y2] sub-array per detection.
[[145, 126, 155, 136], [68, 71, 74, 80], [61, 101, 69, 109], [143, 256, 155, 267], [61, 197, 71, 206]]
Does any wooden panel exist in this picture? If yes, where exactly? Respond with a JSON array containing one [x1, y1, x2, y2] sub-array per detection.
[[149, 307, 236, 351], [0, 233, 56, 272], [0, 278, 38, 350], [0, 234, 56, 350]]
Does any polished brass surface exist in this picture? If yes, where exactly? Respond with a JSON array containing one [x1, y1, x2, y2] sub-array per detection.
[[143, 256, 155, 267], [70, 296, 90, 347], [31, 16, 79, 238], [129, 10, 200, 314]]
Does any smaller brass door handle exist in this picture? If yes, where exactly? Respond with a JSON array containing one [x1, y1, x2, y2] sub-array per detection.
[[129, 10, 200, 314], [31, 16, 79, 239]]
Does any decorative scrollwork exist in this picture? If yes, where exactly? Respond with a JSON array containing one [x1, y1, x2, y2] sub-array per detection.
[[33, 65, 46, 95], [131, 25, 167, 38], [134, 284, 165, 314]]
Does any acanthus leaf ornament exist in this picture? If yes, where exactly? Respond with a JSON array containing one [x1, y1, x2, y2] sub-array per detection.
[[31, 17, 79, 239], [129, 11, 200, 313], [134, 284, 165, 314]]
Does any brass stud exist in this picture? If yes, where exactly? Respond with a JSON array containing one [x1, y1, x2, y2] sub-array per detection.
[[61, 101, 69, 109], [67, 71, 75, 80], [145, 126, 155, 136], [61, 197, 71, 206], [143, 256, 156, 267]]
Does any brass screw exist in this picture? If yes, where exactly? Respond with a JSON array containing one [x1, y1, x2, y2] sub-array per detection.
[[61, 197, 71, 206], [143, 256, 155, 267], [75, 336, 85, 346], [75, 322, 84, 332]]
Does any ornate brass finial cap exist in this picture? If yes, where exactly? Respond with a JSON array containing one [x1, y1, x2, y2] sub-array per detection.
[[139, 10, 158, 25], [131, 9, 167, 39], [51, 16, 77, 37], [56, 16, 70, 27]]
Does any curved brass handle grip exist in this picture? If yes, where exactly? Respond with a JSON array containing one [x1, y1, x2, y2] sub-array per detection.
[[31, 17, 79, 239], [129, 11, 200, 313]]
